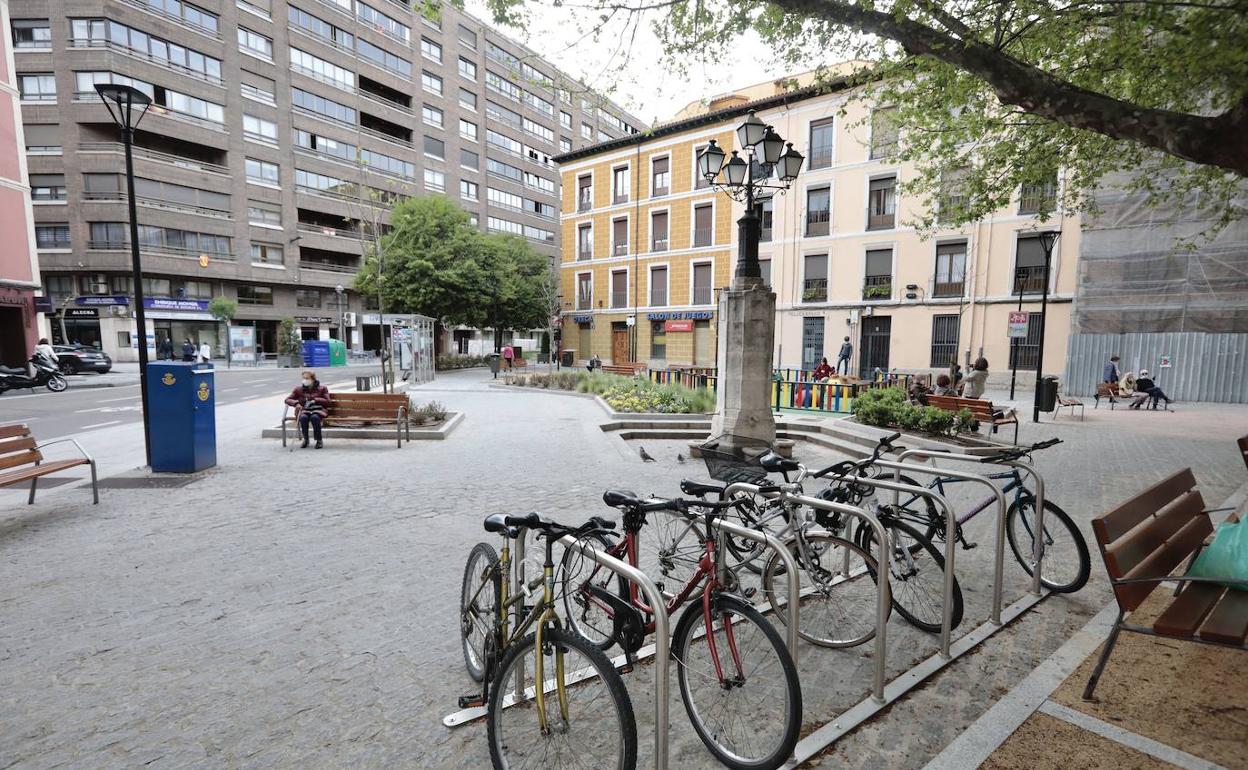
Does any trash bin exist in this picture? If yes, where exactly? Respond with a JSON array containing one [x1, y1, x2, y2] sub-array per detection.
[[487, 353, 501, 376], [1037, 375, 1059, 412], [302, 340, 331, 368], [146, 361, 216, 473], [561, 349, 576, 368], [328, 339, 347, 367]]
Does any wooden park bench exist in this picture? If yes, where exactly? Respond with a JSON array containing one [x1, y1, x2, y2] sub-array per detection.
[[0, 424, 98, 504], [926, 394, 1019, 444], [1055, 385, 1086, 421], [281, 392, 411, 449], [1083, 467, 1247, 701], [601, 363, 645, 376]]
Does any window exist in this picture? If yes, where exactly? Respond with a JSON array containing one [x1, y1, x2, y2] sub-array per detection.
[[651, 211, 668, 252], [577, 224, 592, 260], [692, 263, 713, 305], [459, 57, 477, 80], [24, 124, 61, 153], [237, 0, 270, 19], [937, 166, 969, 223], [424, 168, 445, 191], [458, 24, 477, 49], [88, 222, 127, 247], [809, 117, 835, 169], [248, 204, 282, 227], [577, 175, 592, 212], [523, 224, 554, 243], [243, 114, 277, 143], [870, 107, 899, 159], [581, 123, 592, 140], [237, 285, 273, 305], [250, 243, 283, 264], [560, 111, 572, 129], [46, 275, 76, 299], [30, 174, 66, 201], [138, 0, 218, 33], [292, 88, 355, 125], [693, 204, 713, 247], [933, 241, 967, 297], [755, 198, 773, 242], [422, 104, 444, 128], [459, 88, 477, 110], [486, 70, 521, 101], [290, 47, 353, 91], [141, 278, 171, 296], [356, 39, 410, 77], [423, 135, 444, 158], [610, 270, 628, 308], [612, 217, 629, 256], [18, 74, 56, 101], [694, 144, 710, 189], [488, 187, 522, 210], [245, 158, 279, 186], [559, 137, 572, 153], [487, 129, 522, 155], [930, 315, 959, 368], [1014, 234, 1052, 294], [35, 225, 71, 249], [867, 176, 897, 230], [576, 273, 592, 309], [420, 37, 441, 62], [460, 119, 478, 141], [241, 74, 276, 104], [460, 148, 479, 170], [530, 200, 556, 218], [487, 100, 521, 127], [806, 186, 830, 236], [802, 254, 828, 302], [72, 20, 223, 82], [864, 248, 892, 299], [759, 259, 771, 288], [357, 2, 409, 43], [460, 180, 479, 201], [12, 20, 51, 48], [650, 320, 666, 360], [1008, 312, 1044, 369], [1019, 176, 1058, 215], [487, 158, 522, 181], [651, 157, 669, 197], [296, 289, 322, 308], [612, 166, 630, 204], [649, 266, 668, 307], [523, 118, 553, 143], [238, 27, 273, 59], [421, 70, 442, 95], [181, 280, 212, 299]]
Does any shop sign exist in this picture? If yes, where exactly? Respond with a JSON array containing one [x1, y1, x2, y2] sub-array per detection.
[[144, 297, 211, 312], [361, 313, 381, 325], [75, 295, 129, 307], [65, 308, 99, 319], [665, 320, 694, 332], [571, 314, 594, 324], [646, 311, 713, 321], [33, 296, 54, 313], [1007, 311, 1029, 338], [295, 315, 333, 324]]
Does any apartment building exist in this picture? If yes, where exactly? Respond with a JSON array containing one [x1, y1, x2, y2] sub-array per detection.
[[10, 0, 639, 360]]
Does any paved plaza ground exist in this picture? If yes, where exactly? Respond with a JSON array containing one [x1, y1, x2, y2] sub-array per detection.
[[1, 367, 1245, 769]]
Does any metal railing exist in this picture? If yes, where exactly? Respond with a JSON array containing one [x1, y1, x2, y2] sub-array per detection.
[[612, 243, 629, 257], [692, 228, 713, 248], [358, 88, 413, 114], [83, 191, 233, 220], [87, 240, 236, 261], [358, 124, 412, 147], [67, 38, 224, 86], [649, 292, 667, 307], [299, 260, 358, 273], [867, 208, 895, 230], [692, 287, 713, 305], [802, 278, 827, 303], [651, 237, 668, 252], [863, 274, 892, 300], [78, 142, 229, 175], [297, 222, 365, 240], [609, 291, 629, 309], [932, 280, 964, 298], [805, 209, 830, 236], [1013, 265, 1047, 294]]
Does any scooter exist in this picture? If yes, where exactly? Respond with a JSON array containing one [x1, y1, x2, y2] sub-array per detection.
[[0, 354, 69, 395]]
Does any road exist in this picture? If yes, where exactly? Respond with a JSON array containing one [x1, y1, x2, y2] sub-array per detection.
[[0, 363, 382, 440]]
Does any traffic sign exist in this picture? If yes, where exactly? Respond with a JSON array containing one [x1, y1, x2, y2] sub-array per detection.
[[1007, 311, 1029, 338], [1159, 354, 1173, 368]]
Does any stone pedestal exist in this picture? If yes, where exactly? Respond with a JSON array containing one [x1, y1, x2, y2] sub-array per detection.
[[710, 280, 776, 446]]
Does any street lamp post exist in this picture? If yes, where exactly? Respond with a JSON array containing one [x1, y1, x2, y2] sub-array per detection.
[[96, 83, 154, 467], [335, 284, 346, 344], [1031, 230, 1059, 423]]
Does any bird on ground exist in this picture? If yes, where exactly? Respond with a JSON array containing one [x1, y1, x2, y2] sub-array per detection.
[[639, 446, 656, 462], [676, 453, 686, 464]]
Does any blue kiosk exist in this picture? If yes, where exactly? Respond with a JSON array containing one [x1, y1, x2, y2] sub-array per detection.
[[146, 361, 217, 473]]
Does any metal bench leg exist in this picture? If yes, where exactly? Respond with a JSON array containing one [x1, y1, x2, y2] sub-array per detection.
[[28, 475, 38, 505], [1083, 611, 1125, 701], [90, 460, 99, 504], [281, 419, 287, 448]]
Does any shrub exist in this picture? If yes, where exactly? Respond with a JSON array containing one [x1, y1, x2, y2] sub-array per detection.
[[436, 354, 487, 370], [954, 408, 976, 434], [506, 369, 713, 413], [851, 386, 969, 437], [410, 400, 448, 425]]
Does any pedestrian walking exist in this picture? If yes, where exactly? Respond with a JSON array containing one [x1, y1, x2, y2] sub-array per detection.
[[198, 341, 211, 364], [159, 337, 174, 360], [1102, 355, 1121, 384], [181, 338, 196, 362], [502, 343, 515, 371], [836, 336, 853, 375], [284, 370, 330, 449]]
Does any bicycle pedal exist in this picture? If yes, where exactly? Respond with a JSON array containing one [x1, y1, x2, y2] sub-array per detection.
[[458, 694, 485, 708], [741, 587, 758, 599]]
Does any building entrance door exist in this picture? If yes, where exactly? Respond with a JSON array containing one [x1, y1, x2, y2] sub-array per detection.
[[693, 320, 713, 366], [801, 317, 825, 371], [611, 322, 630, 364], [859, 316, 891, 379]]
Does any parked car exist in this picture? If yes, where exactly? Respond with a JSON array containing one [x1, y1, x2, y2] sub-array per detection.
[[53, 344, 112, 374]]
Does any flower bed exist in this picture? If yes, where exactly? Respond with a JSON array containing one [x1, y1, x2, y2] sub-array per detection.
[[507, 371, 715, 414]]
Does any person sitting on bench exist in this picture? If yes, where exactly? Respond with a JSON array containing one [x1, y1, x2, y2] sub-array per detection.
[[1130, 368, 1172, 410], [285, 370, 331, 448], [932, 373, 957, 396]]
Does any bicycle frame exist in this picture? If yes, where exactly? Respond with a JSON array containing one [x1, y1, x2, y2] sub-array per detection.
[[910, 468, 1028, 528]]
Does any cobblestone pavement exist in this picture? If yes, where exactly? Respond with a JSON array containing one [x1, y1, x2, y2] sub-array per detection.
[[1, 368, 1244, 769]]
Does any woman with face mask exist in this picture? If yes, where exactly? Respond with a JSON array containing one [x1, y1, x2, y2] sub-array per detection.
[[284, 370, 331, 448]]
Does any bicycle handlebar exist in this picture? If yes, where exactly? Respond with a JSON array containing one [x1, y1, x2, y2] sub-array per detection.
[[504, 511, 617, 540], [978, 437, 1062, 463]]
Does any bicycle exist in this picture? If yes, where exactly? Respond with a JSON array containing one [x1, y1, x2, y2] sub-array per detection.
[[459, 511, 637, 770], [560, 492, 802, 770]]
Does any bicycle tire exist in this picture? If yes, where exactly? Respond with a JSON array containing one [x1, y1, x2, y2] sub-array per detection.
[[487, 628, 638, 770], [723, 496, 788, 574], [559, 531, 626, 650], [461, 542, 500, 683], [1006, 497, 1091, 593], [857, 518, 965, 633], [761, 531, 885, 648], [673, 594, 801, 770]]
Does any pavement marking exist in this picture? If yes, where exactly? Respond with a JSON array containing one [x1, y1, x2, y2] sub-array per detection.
[[81, 420, 123, 430], [222, 388, 239, 393], [99, 394, 140, 403], [1038, 701, 1226, 770], [243, 379, 269, 384], [0, 418, 39, 425], [74, 407, 108, 413]]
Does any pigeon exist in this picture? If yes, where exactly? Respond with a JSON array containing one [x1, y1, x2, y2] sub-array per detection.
[[676, 453, 686, 464], [639, 446, 656, 462]]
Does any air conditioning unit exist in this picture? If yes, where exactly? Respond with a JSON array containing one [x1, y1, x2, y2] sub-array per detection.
[[110, 305, 129, 317], [90, 274, 109, 294], [342, 312, 356, 327]]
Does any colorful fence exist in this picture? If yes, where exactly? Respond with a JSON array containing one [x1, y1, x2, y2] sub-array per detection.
[[648, 368, 911, 415]]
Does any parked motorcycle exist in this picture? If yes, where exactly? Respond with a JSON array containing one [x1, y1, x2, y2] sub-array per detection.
[[0, 354, 69, 395]]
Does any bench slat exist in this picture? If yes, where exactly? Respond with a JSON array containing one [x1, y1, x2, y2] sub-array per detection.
[[1103, 490, 1206, 578], [1199, 590, 1248, 645], [0, 457, 91, 488], [0, 424, 31, 440], [1115, 515, 1214, 611], [1153, 583, 1224, 637], [0, 449, 42, 472], [1094, 468, 1198, 544], [0, 436, 38, 457]]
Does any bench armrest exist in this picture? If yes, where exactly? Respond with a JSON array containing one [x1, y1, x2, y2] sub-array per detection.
[[34, 437, 94, 465]]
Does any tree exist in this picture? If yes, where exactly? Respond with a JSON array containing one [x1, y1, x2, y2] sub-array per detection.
[[208, 297, 239, 367], [486, 0, 1248, 231]]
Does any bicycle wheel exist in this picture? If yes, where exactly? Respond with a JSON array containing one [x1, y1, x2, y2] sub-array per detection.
[[723, 496, 789, 574], [857, 518, 964, 633], [1006, 497, 1091, 593], [761, 531, 884, 648], [559, 531, 626, 650], [673, 594, 801, 770], [487, 628, 637, 770], [461, 542, 500, 683], [635, 511, 703, 595]]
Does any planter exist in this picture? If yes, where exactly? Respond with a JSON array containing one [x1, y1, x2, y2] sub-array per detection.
[[277, 354, 302, 368]]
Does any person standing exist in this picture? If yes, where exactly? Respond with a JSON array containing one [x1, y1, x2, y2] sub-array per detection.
[[199, 340, 211, 364], [181, 338, 196, 362], [1102, 355, 1121, 384], [284, 370, 330, 448], [961, 357, 990, 399], [501, 343, 515, 371], [836, 336, 853, 375], [158, 337, 173, 361]]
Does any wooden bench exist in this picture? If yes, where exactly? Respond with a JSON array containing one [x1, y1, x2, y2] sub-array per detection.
[[0, 424, 98, 504], [601, 363, 645, 376], [281, 392, 411, 449], [1082, 467, 1247, 701], [1055, 386, 1086, 421], [926, 394, 1019, 444]]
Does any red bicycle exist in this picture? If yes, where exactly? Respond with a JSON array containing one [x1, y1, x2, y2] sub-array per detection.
[[560, 490, 801, 770]]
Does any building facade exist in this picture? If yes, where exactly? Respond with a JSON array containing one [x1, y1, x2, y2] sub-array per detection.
[[10, 0, 639, 360], [0, 0, 42, 367]]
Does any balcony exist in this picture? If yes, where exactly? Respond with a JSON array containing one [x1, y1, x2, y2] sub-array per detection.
[[808, 146, 833, 169], [1014, 265, 1048, 294], [576, 295, 591, 310], [67, 38, 224, 86], [578, 194, 592, 213], [610, 291, 629, 309], [932, 280, 964, 298], [613, 243, 629, 257], [613, 192, 629, 205], [692, 286, 713, 305], [1019, 187, 1056, 215], [650, 291, 667, 307], [693, 227, 713, 248], [79, 143, 229, 176], [802, 278, 827, 303], [300, 259, 358, 273], [863, 274, 892, 300], [805, 209, 829, 237], [651, 237, 668, 252], [651, 183, 669, 198], [88, 239, 236, 261], [870, 139, 897, 160], [297, 222, 366, 240], [83, 191, 232, 220]]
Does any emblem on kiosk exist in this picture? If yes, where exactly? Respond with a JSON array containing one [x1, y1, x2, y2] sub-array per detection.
[[161, 373, 176, 386], [197, 382, 210, 402]]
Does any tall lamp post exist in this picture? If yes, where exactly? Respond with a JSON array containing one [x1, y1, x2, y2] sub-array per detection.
[[334, 284, 346, 343], [1031, 230, 1059, 423], [96, 83, 154, 467], [696, 113, 803, 446]]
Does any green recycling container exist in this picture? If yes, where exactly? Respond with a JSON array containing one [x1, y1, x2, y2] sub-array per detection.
[[329, 339, 347, 366]]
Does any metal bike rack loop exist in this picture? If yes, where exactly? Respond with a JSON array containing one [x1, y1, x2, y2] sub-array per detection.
[[725, 482, 892, 704]]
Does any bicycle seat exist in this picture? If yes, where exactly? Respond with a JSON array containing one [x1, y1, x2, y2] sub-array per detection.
[[602, 489, 641, 509], [504, 511, 542, 530], [483, 513, 520, 538], [759, 451, 800, 474], [680, 479, 724, 497]]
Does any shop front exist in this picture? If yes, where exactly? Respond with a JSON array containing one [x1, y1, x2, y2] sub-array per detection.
[[295, 315, 334, 341], [143, 298, 221, 361], [0, 287, 39, 367]]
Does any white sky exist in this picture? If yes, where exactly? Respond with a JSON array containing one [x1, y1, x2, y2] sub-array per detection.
[[463, 0, 787, 125]]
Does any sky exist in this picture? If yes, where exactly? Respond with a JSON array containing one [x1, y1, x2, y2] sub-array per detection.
[[462, 0, 789, 126]]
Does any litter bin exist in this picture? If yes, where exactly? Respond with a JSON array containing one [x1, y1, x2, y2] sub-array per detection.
[[1037, 375, 1059, 412], [328, 339, 347, 367], [487, 353, 501, 378], [146, 361, 216, 473], [302, 340, 331, 368], [561, 349, 576, 368]]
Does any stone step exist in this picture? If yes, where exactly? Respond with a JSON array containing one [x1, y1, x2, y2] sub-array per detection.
[[615, 428, 710, 441]]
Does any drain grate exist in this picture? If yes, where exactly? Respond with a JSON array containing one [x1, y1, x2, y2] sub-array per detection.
[[95, 475, 203, 490]]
